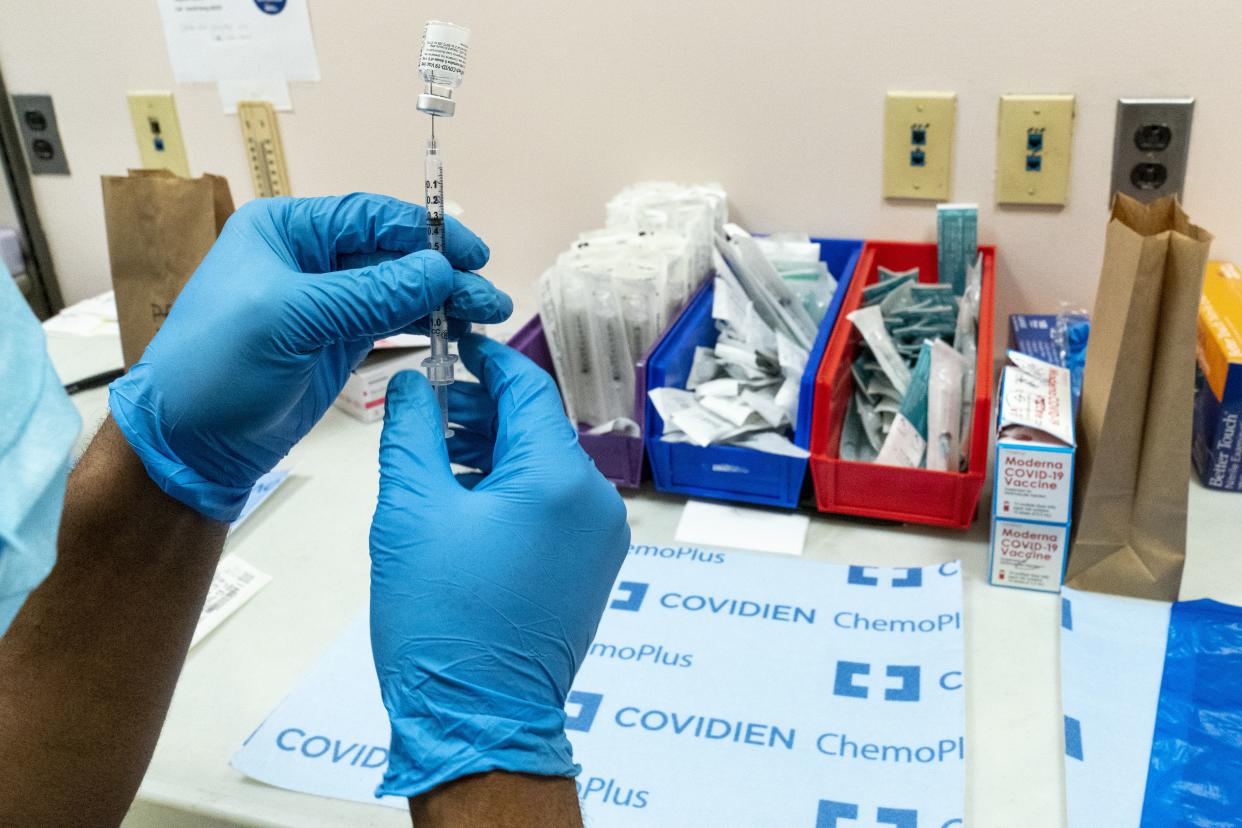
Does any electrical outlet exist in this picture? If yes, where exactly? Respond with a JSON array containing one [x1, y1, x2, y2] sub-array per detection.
[[1110, 98, 1193, 203], [996, 94, 1075, 206], [127, 92, 190, 177], [11, 94, 69, 175], [883, 92, 956, 201]]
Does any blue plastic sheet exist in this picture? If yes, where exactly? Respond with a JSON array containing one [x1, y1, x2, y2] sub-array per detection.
[[1140, 598, 1242, 825]]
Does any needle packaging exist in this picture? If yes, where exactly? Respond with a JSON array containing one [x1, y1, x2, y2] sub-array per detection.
[[645, 228, 843, 458], [841, 252, 982, 471], [539, 183, 727, 433]]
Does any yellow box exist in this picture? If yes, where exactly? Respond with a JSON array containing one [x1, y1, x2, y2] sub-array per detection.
[[1198, 260, 1242, 401]]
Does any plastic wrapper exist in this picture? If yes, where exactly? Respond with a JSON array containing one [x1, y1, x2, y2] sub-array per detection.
[[1140, 598, 1242, 824], [647, 225, 832, 457], [926, 340, 967, 471], [844, 256, 981, 472], [848, 305, 912, 396], [537, 183, 728, 429], [876, 341, 932, 468]]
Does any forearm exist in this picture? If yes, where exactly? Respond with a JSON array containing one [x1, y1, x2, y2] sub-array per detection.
[[0, 417, 227, 825], [410, 772, 582, 828]]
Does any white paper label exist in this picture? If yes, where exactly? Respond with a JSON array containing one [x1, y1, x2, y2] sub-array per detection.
[[995, 446, 1073, 524], [1000, 353, 1074, 446], [675, 501, 809, 556], [989, 520, 1068, 592], [419, 22, 470, 83], [849, 305, 912, 396], [774, 376, 800, 422], [648, 387, 698, 423], [694, 378, 741, 398], [686, 346, 720, 390], [741, 389, 787, 428], [670, 406, 733, 446], [712, 276, 747, 328], [192, 555, 272, 647], [157, 0, 321, 84], [875, 413, 926, 468], [699, 395, 757, 427], [926, 340, 966, 472]]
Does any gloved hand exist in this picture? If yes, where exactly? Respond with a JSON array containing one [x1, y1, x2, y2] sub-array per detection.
[[109, 194, 511, 521], [369, 333, 630, 799]]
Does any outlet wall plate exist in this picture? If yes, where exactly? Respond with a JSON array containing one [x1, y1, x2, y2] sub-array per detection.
[[127, 91, 190, 177], [1110, 98, 1193, 204], [996, 94, 1075, 206], [11, 94, 69, 175], [883, 91, 956, 201]]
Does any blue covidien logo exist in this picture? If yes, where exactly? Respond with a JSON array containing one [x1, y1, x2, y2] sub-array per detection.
[[1064, 715, 1083, 760], [816, 800, 918, 828], [565, 692, 604, 732], [848, 566, 923, 588], [833, 661, 921, 702], [609, 581, 648, 612]]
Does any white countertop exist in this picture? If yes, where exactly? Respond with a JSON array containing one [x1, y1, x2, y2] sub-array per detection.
[[44, 329, 1242, 828]]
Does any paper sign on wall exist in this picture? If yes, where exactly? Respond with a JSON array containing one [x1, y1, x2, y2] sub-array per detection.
[[232, 539, 966, 825], [157, 0, 320, 84]]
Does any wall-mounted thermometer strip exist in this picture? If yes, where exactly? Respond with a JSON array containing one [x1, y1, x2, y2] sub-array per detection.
[[237, 100, 291, 198]]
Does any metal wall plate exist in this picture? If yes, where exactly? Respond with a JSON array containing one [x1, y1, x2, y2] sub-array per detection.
[[11, 94, 69, 175], [883, 91, 957, 201], [996, 94, 1075, 206], [1110, 98, 1193, 203]]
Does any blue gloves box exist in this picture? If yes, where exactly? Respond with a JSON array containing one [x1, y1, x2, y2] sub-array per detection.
[[1009, 313, 1089, 412]]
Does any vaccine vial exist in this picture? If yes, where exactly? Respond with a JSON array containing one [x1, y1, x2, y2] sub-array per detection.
[[417, 21, 470, 117]]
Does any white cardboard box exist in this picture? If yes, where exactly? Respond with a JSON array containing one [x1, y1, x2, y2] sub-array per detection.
[[333, 347, 427, 423], [989, 351, 1076, 592]]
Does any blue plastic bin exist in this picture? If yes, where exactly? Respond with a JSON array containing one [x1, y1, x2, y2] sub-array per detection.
[[643, 237, 863, 508]]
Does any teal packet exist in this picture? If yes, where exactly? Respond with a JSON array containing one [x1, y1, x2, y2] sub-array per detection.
[[893, 322, 953, 341], [910, 284, 956, 304], [880, 280, 917, 315], [862, 273, 916, 307], [899, 341, 934, 440], [878, 266, 919, 282], [851, 354, 873, 399]]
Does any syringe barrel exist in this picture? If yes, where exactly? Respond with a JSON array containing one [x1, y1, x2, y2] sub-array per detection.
[[425, 142, 444, 252], [423, 136, 455, 434]]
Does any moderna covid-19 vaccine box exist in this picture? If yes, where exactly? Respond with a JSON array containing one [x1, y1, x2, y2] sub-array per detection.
[[989, 351, 1076, 592], [333, 347, 427, 423], [1193, 261, 1242, 491]]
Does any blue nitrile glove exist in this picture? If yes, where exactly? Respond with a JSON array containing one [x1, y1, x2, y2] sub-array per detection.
[[109, 194, 511, 521], [369, 333, 630, 799]]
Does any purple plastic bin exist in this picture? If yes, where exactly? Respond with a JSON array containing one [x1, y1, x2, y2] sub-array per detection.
[[507, 316, 648, 488]]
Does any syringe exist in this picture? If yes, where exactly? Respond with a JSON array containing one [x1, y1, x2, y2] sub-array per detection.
[[415, 19, 471, 438], [421, 126, 457, 435]]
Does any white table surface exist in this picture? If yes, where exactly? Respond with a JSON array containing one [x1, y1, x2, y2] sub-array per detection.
[[43, 329, 1242, 828]]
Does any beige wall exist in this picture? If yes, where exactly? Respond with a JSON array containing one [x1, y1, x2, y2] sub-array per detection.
[[2, 0, 1240, 345]]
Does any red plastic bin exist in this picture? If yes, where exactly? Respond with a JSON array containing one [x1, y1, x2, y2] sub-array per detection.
[[808, 241, 996, 529]]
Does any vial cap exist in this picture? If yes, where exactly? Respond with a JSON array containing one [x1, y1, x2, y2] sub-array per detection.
[[416, 93, 456, 117]]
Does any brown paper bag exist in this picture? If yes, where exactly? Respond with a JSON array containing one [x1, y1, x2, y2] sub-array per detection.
[[1067, 193, 1212, 600], [102, 169, 234, 366]]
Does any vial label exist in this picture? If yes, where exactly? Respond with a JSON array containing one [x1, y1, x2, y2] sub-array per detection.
[[419, 22, 470, 86]]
